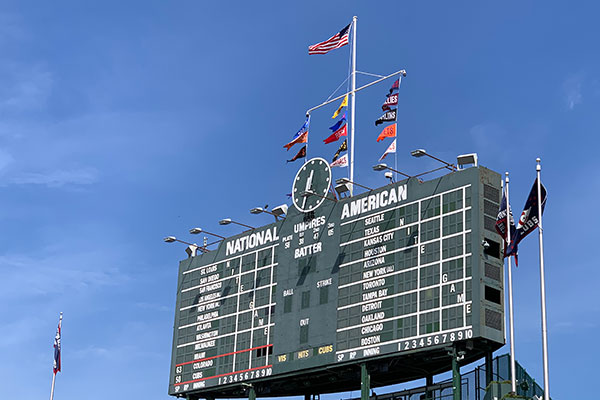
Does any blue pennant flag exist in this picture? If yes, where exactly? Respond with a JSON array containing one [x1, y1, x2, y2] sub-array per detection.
[[294, 115, 310, 139], [506, 178, 547, 258], [329, 113, 346, 132]]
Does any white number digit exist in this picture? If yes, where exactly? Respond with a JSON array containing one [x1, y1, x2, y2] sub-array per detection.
[[466, 329, 473, 339], [442, 334, 447, 342], [419, 339, 424, 347], [412, 340, 417, 348], [450, 332, 456, 341], [458, 331, 463, 340], [404, 342, 409, 350], [175, 376, 181, 383], [427, 337, 432, 346], [176, 366, 182, 374]]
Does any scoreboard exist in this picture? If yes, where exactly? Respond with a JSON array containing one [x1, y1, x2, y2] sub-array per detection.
[[169, 163, 505, 398]]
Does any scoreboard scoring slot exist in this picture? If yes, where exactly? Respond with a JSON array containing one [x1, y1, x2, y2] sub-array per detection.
[[169, 164, 505, 397]]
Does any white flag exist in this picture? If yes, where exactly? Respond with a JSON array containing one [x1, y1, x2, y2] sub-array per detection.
[[330, 154, 348, 168], [379, 139, 396, 161]]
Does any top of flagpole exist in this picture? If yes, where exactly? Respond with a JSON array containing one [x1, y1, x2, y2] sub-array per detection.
[[536, 157, 541, 171]]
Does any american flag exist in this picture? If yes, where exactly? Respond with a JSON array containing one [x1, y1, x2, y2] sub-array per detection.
[[308, 23, 351, 55], [53, 314, 62, 374]]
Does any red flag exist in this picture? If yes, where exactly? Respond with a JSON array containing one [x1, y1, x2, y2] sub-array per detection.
[[376, 124, 396, 142], [287, 145, 306, 162], [323, 124, 347, 144], [283, 131, 308, 151], [382, 93, 398, 111]]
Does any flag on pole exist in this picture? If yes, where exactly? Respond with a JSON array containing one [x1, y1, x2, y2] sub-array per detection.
[[376, 123, 396, 142], [506, 178, 547, 257], [308, 23, 351, 55], [53, 315, 62, 374], [283, 131, 308, 150], [496, 184, 517, 259], [324, 123, 347, 144], [329, 113, 346, 131], [332, 139, 347, 162], [382, 92, 398, 111], [330, 154, 348, 168], [375, 108, 397, 126], [379, 139, 396, 161], [293, 115, 310, 139], [388, 78, 399, 94], [332, 95, 348, 119], [287, 145, 306, 163]]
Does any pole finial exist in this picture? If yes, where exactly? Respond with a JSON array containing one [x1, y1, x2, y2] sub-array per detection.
[[536, 157, 541, 171], [505, 171, 509, 183]]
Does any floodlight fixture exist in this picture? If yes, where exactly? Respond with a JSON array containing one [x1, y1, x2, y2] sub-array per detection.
[[371, 163, 412, 179], [335, 177, 373, 192], [334, 183, 351, 198], [457, 153, 478, 169], [410, 148, 455, 171], [189, 227, 225, 239], [219, 218, 255, 230], [163, 236, 209, 258], [271, 204, 288, 218], [249, 205, 287, 221]]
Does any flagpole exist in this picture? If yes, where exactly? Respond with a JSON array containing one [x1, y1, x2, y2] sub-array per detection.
[[536, 158, 550, 400], [504, 173, 517, 394], [349, 15, 357, 194], [50, 312, 62, 400]]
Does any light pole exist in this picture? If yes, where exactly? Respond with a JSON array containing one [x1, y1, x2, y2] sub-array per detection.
[[411, 149, 456, 171], [219, 218, 255, 231]]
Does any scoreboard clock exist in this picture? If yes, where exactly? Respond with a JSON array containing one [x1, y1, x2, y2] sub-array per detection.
[[292, 157, 332, 213], [168, 162, 505, 398]]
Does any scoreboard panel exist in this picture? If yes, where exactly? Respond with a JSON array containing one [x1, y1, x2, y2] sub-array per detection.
[[169, 165, 505, 398]]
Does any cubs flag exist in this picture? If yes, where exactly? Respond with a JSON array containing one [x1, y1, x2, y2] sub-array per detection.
[[330, 153, 348, 168], [287, 145, 306, 163], [53, 314, 62, 374], [376, 123, 396, 142], [382, 93, 398, 111], [284, 131, 308, 150], [294, 115, 310, 139], [332, 95, 348, 119], [379, 139, 396, 161], [324, 123, 347, 144], [375, 108, 397, 126], [506, 178, 547, 257], [495, 185, 516, 257], [329, 113, 346, 131], [388, 78, 399, 94], [308, 23, 351, 55], [332, 139, 347, 162]]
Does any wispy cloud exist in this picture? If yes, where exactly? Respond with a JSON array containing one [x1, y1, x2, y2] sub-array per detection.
[[563, 72, 584, 110], [0, 63, 53, 112], [9, 167, 98, 187]]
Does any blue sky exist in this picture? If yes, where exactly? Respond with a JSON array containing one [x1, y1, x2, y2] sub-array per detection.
[[1, 2, 598, 399]]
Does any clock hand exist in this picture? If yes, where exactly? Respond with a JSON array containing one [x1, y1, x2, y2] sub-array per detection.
[[302, 169, 314, 209]]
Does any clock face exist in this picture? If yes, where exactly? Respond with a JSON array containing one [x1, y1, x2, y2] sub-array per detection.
[[292, 158, 332, 213]]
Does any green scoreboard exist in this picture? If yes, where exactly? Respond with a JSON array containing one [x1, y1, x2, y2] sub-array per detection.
[[169, 161, 505, 398]]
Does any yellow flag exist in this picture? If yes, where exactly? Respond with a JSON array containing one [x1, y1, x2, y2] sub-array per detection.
[[332, 95, 348, 119]]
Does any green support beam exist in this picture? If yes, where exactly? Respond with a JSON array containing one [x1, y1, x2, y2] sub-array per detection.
[[361, 363, 370, 400], [248, 386, 256, 400], [451, 347, 461, 400]]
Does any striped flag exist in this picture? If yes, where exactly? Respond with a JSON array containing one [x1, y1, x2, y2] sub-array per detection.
[[308, 23, 351, 55], [53, 314, 62, 374]]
